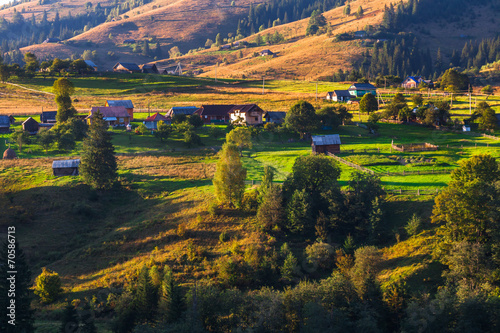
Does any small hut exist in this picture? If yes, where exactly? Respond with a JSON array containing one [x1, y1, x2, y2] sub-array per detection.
[[52, 159, 80, 176], [312, 134, 341, 154], [3, 147, 17, 159], [22, 117, 39, 135]]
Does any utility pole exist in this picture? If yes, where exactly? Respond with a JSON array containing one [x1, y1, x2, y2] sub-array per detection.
[[215, 63, 218, 82], [450, 92, 453, 107], [469, 84, 472, 115], [262, 76, 265, 94]]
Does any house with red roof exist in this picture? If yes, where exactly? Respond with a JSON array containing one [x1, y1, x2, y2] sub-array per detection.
[[143, 112, 171, 130]]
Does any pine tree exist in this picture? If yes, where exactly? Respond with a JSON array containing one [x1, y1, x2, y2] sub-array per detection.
[[60, 303, 79, 333], [80, 302, 97, 333], [134, 266, 159, 323], [160, 268, 185, 323], [79, 110, 118, 190], [0, 242, 35, 333]]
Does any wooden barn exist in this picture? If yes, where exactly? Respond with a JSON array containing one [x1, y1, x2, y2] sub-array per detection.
[[106, 100, 134, 120], [22, 117, 39, 134], [113, 62, 141, 73], [140, 64, 159, 74], [312, 134, 341, 154], [52, 159, 80, 176], [40, 111, 57, 124], [0, 115, 10, 133]]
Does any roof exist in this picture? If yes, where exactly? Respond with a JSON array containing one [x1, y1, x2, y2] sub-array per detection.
[[404, 76, 422, 83], [349, 83, 376, 90], [52, 159, 80, 169], [0, 115, 10, 127], [90, 106, 130, 118], [264, 111, 287, 120], [113, 62, 141, 71], [228, 104, 263, 114], [40, 111, 57, 121], [84, 60, 97, 68], [312, 134, 341, 146], [106, 100, 134, 109], [195, 105, 235, 117], [169, 106, 199, 116], [331, 90, 351, 97], [260, 49, 274, 54], [22, 117, 38, 125], [144, 112, 169, 122]]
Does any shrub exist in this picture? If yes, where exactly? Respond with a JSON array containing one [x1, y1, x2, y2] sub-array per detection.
[[177, 223, 188, 238], [219, 231, 229, 243], [34, 267, 62, 303], [135, 123, 148, 135], [404, 214, 422, 237], [305, 242, 335, 270], [242, 188, 259, 212]]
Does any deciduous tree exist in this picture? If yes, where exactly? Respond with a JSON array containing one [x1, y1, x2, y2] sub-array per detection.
[[213, 143, 247, 207], [359, 93, 378, 114], [285, 100, 320, 139]]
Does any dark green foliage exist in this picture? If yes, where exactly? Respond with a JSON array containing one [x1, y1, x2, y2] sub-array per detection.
[[475, 101, 497, 131], [53, 78, 77, 123], [154, 120, 171, 142], [359, 93, 378, 114], [80, 110, 118, 190], [440, 68, 470, 91], [306, 9, 327, 35], [285, 100, 320, 138], [188, 114, 204, 128], [286, 189, 311, 233], [257, 186, 285, 231], [80, 302, 97, 333], [60, 303, 79, 333], [135, 266, 159, 324], [160, 269, 185, 323], [11, 128, 30, 152], [171, 114, 187, 124], [281, 252, 298, 283], [316, 106, 341, 129], [0, 242, 34, 333]]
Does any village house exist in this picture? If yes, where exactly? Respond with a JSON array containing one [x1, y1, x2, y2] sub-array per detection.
[[22, 117, 39, 135], [113, 62, 141, 73], [228, 104, 265, 125], [52, 159, 80, 176], [195, 105, 235, 124], [263, 111, 287, 124], [402, 76, 434, 89], [106, 100, 134, 120], [87, 106, 131, 127], [165, 106, 199, 118], [40, 111, 57, 124], [311, 134, 341, 154], [348, 83, 377, 98], [140, 64, 159, 74], [84, 60, 98, 72], [43, 37, 61, 43], [0, 115, 10, 133], [143, 112, 171, 130], [260, 49, 275, 57], [326, 90, 352, 102]]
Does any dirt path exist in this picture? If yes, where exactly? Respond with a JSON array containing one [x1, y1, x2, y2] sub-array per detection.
[[2, 82, 54, 95]]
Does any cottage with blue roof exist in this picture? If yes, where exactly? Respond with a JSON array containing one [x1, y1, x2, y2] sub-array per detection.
[[348, 83, 377, 98]]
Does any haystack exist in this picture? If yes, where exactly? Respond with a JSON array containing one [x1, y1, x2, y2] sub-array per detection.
[[3, 148, 17, 159]]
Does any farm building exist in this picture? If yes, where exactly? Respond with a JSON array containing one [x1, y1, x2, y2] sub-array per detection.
[[140, 64, 159, 74], [260, 49, 275, 56], [123, 39, 136, 44], [84, 60, 98, 71], [195, 105, 235, 124], [263, 111, 287, 124], [165, 106, 199, 118], [143, 113, 171, 130], [0, 115, 11, 133], [22, 117, 39, 134], [40, 111, 57, 124], [52, 159, 80, 176], [43, 37, 60, 43], [87, 106, 130, 126], [113, 62, 141, 73], [402, 76, 434, 89], [348, 83, 377, 97], [228, 104, 265, 125], [311, 134, 341, 154], [326, 90, 352, 102], [106, 100, 134, 120], [3, 147, 16, 159]]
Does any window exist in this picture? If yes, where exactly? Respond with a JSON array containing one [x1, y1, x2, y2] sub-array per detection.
[[255, 117, 258, 121]]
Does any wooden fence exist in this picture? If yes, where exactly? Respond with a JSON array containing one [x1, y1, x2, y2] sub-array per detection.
[[381, 169, 452, 176], [326, 152, 376, 174], [383, 188, 441, 196], [391, 142, 438, 152]]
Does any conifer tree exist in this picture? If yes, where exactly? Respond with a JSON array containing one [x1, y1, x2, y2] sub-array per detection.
[[80, 302, 97, 333], [60, 303, 79, 333], [134, 266, 159, 324], [0, 243, 35, 332], [80, 110, 117, 190], [160, 268, 185, 323]]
